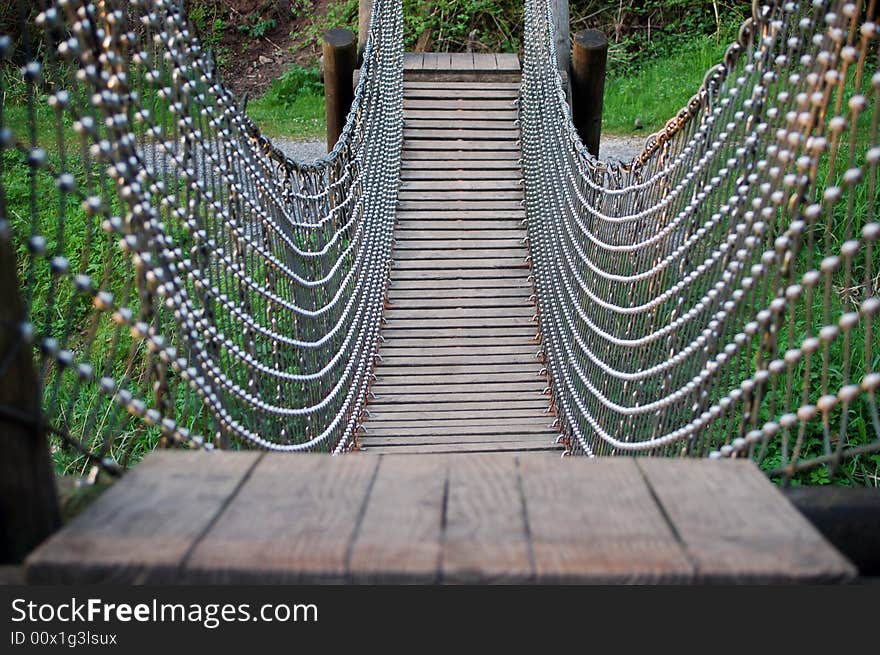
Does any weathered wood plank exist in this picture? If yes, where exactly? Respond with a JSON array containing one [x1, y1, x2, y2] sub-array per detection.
[[405, 88, 517, 100], [495, 53, 521, 70], [449, 52, 475, 71], [403, 52, 424, 70], [367, 408, 549, 421], [636, 459, 856, 583], [26, 451, 261, 583], [402, 138, 519, 150], [399, 179, 522, 191], [404, 81, 520, 90], [369, 390, 547, 404], [393, 249, 527, 261], [441, 455, 533, 582], [403, 109, 519, 121], [400, 168, 521, 180], [520, 457, 695, 583], [392, 258, 527, 271], [398, 191, 523, 202], [404, 129, 519, 141], [364, 442, 556, 455], [183, 456, 379, 583], [368, 400, 548, 414], [371, 381, 545, 395], [400, 151, 519, 162], [347, 456, 446, 583]]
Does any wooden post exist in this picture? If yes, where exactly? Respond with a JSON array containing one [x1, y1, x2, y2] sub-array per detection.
[[550, 0, 570, 79], [358, 0, 373, 65], [0, 234, 60, 563], [323, 28, 356, 152], [570, 29, 608, 157]]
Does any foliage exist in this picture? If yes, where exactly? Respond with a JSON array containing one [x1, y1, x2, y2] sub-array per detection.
[[246, 64, 325, 139]]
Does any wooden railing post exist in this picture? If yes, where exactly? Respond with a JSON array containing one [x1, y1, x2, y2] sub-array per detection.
[[323, 28, 357, 152], [358, 0, 373, 65], [551, 0, 570, 82], [571, 29, 608, 157], [0, 233, 60, 563]]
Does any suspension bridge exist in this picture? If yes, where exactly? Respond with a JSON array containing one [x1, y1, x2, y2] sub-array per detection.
[[1, 0, 879, 583]]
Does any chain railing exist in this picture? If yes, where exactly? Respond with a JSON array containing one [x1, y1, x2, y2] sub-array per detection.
[[0, 0, 403, 475], [521, 0, 879, 483]]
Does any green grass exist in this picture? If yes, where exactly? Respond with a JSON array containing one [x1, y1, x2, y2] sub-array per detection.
[[602, 34, 732, 136], [246, 65, 325, 140]]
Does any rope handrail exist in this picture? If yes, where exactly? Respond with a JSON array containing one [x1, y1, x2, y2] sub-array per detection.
[[521, 0, 880, 482]]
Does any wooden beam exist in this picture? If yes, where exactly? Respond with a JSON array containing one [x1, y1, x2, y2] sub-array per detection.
[[323, 28, 356, 151], [0, 231, 60, 563], [571, 29, 608, 156]]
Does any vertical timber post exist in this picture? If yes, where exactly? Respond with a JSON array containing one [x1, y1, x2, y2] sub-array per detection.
[[0, 233, 60, 563], [323, 28, 357, 152], [551, 0, 570, 83], [358, 0, 373, 65], [571, 29, 608, 157]]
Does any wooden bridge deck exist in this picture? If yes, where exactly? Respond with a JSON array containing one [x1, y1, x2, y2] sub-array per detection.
[[25, 452, 855, 584], [361, 53, 562, 456]]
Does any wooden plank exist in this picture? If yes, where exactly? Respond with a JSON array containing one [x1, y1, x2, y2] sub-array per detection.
[[449, 52, 475, 71], [400, 168, 521, 180], [367, 401, 548, 414], [25, 451, 261, 583], [403, 52, 424, 70], [399, 179, 522, 191], [386, 278, 528, 292], [378, 343, 537, 355], [387, 299, 531, 311], [365, 442, 556, 455], [405, 88, 516, 100], [348, 456, 446, 583], [370, 391, 547, 405], [405, 99, 517, 110], [636, 459, 856, 583], [394, 236, 526, 248], [472, 53, 498, 69], [396, 213, 524, 223], [363, 435, 553, 447], [403, 109, 518, 120], [421, 53, 442, 70], [397, 202, 523, 212], [380, 353, 537, 365], [495, 53, 521, 70], [441, 455, 533, 582], [393, 248, 527, 261], [368, 408, 548, 421], [400, 151, 519, 162], [520, 457, 695, 583], [405, 119, 518, 131], [388, 274, 530, 286], [380, 326, 537, 338], [404, 129, 519, 141], [385, 308, 533, 321], [392, 258, 527, 270], [398, 191, 523, 202], [404, 70, 520, 83], [403, 139, 519, 151], [371, 382, 544, 395], [404, 81, 520, 90], [183, 455, 379, 583], [367, 417, 551, 429]]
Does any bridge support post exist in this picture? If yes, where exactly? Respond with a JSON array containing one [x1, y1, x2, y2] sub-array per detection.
[[571, 29, 608, 157], [551, 0, 570, 84], [0, 231, 60, 563], [323, 28, 357, 152], [358, 0, 373, 65]]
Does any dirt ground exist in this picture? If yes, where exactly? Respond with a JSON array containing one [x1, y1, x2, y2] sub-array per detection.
[[216, 0, 335, 98]]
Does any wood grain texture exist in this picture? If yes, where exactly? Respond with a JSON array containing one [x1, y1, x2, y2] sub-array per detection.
[[520, 457, 694, 583], [182, 455, 378, 583], [348, 456, 447, 583], [25, 451, 261, 583], [27, 454, 854, 584], [441, 455, 533, 582], [636, 458, 856, 583]]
